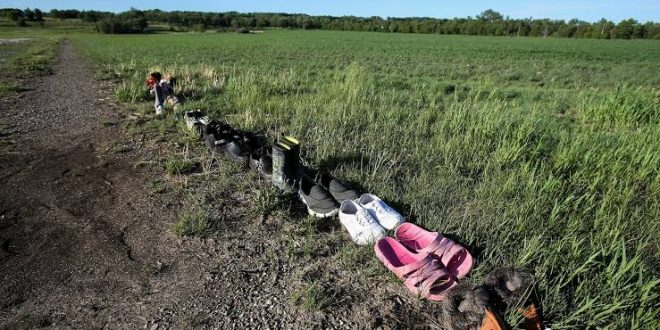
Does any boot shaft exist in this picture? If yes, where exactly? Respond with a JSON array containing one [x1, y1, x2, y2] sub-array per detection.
[[272, 136, 300, 192]]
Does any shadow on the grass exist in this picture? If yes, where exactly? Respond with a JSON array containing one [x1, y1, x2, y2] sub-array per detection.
[[317, 152, 370, 173]]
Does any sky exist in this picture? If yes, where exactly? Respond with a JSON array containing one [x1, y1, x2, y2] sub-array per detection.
[[3, 0, 659, 22]]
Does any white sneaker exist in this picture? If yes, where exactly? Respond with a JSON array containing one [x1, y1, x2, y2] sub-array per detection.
[[357, 193, 405, 230], [338, 200, 386, 245], [155, 105, 164, 115]]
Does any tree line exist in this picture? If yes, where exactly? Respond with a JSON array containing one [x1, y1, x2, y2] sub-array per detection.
[[2, 7, 659, 39], [0, 8, 44, 26]]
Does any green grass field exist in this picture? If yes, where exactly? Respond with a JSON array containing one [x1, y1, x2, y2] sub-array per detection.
[[4, 28, 658, 328]]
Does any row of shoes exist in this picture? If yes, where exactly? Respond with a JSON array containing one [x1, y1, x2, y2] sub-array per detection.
[[184, 111, 406, 239], [183, 112, 463, 256], [181, 112, 545, 329], [187, 112, 275, 180]]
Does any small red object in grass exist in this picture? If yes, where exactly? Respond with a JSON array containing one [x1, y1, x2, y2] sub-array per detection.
[[145, 76, 157, 87]]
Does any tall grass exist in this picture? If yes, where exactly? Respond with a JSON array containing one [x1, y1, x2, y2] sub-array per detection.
[[74, 30, 659, 328]]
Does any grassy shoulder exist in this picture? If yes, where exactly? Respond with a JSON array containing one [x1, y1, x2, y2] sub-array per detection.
[[0, 28, 61, 98]]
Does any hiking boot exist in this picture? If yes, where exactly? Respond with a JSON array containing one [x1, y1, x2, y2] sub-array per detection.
[[259, 155, 273, 180], [249, 149, 273, 181], [205, 120, 234, 138], [242, 132, 268, 152], [184, 110, 209, 140], [192, 123, 205, 140], [249, 151, 261, 170], [318, 173, 359, 203], [298, 174, 338, 218], [204, 121, 234, 153], [338, 200, 386, 245]]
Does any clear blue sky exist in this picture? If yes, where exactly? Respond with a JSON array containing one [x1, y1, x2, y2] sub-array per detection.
[[5, 0, 660, 22]]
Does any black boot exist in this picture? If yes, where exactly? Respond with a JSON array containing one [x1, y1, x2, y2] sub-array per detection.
[[272, 136, 300, 192]]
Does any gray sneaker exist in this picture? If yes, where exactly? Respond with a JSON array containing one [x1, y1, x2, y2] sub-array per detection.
[[318, 173, 359, 203], [298, 174, 339, 218]]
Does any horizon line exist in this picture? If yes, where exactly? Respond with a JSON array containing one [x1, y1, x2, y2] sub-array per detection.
[[21, 7, 658, 24]]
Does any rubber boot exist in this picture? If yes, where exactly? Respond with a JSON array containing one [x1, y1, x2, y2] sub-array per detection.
[[280, 136, 300, 179], [272, 142, 294, 192], [272, 136, 300, 192]]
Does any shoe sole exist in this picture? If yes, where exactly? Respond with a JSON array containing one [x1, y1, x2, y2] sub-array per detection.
[[307, 207, 338, 218], [298, 191, 338, 218]]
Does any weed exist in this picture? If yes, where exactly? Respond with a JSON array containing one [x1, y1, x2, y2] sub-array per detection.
[[150, 179, 168, 194], [165, 155, 196, 175], [171, 210, 208, 237], [290, 281, 338, 312], [0, 82, 21, 96], [112, 143, 132, 154], [250, 184, 279, 217]]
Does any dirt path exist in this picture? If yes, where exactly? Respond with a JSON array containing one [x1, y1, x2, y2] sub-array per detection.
[[0, 41, 174, 328]]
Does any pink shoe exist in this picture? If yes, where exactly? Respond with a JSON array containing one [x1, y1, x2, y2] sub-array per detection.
[[394, 223, 473, 279], [374, 237, 457, 301]]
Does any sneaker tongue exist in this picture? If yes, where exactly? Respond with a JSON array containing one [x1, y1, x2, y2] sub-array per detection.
[[329, 179, 348, 192], [309, 185, 330, 199], [362, 199, 377, 208]]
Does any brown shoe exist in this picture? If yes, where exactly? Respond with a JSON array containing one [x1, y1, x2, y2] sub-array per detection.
[[480, 309, 506, 330], [484, 267, 544, 330]]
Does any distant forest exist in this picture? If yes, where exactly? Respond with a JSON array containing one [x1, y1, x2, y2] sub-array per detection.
[[2, 7, 659, 39]]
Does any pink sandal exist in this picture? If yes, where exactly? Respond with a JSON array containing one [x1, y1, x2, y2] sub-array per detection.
[[394, 223, 473, 279], [374, 237, 457, 301]]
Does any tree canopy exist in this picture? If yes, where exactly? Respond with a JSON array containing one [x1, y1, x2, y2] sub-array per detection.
[[1, 7, 658, 39]]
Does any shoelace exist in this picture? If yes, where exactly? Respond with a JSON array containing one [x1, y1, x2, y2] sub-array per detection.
[[373, 201, 392, 214], [356, 210, 374, 226]]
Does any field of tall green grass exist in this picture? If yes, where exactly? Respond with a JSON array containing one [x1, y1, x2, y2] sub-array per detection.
[[72, 30, 658, 328]]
